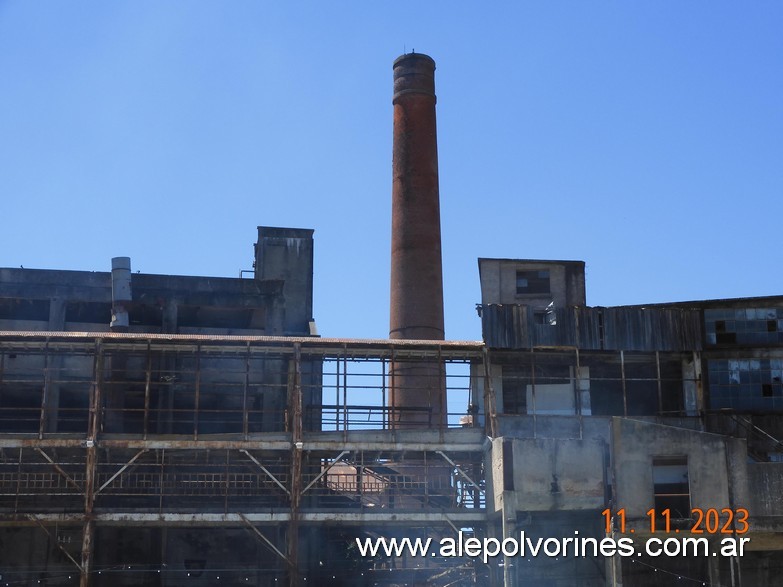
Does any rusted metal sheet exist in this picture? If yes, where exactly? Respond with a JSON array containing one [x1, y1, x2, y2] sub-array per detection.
[[480, 304, 530, 348], [601, 307, 702, 351], [481, 304, 703, 351]]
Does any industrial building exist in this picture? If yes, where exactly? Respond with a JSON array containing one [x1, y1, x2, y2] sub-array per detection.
[[1, 53, 782, 587]]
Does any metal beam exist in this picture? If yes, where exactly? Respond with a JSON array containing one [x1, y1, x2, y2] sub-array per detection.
[[95, 449, 148, 495], [436, 451, 484, 495], [35, 448, 83, 493], [80, 339, 103, 587], [240, 449, 290, 497], [300, 450, 348, 495], [28, 514, 84, 573], [0, 437, 485, 452], [239, 513, 292, 567], [100, 438, 293, 450], [2, 511, 488, 526]]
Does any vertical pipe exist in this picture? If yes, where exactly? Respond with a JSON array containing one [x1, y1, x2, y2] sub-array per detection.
[[39, 343, 50, 439], [110, 257, 132, 332], [655, 351, 663, 416], [621, 351, 628, 417], [243, 344, 250, 439], [143, 342, 152, 440], [342, 352, 348, 432], [389, 53, 446, 427], [193, 344, 201, 440]]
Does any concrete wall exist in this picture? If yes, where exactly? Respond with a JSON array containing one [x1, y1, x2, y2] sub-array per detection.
[[0, 226, 316, 337], [611, 418, 748, 519], [0, 269, 285, 335], [478, 258, 586, 309], [748, 463, 783, 516], [255, 226, 314, 335], [490, 436, 606, 513]]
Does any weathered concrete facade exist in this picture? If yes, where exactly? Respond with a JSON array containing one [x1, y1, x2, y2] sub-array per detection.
[[0, 226, 314, 337], [479, 258, 783, 586]]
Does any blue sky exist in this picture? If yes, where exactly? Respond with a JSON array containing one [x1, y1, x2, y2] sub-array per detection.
[[1, 2, 781, 341]]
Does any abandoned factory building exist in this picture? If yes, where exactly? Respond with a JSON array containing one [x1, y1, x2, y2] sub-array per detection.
[[1, 231, 782, 587], [1, 53, 781, 587]]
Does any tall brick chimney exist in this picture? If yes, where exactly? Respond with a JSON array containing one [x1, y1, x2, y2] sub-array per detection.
[[389, 53, 445, 427]]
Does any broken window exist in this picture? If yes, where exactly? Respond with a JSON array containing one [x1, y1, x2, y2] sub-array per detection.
[[705, 307, 783, 345], [708, 358, 783, 412], [653, 456, 690, 519], [516, 270, 550, 295]]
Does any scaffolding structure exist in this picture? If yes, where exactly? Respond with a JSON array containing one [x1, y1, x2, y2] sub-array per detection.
[[0, 332, 489, 587]]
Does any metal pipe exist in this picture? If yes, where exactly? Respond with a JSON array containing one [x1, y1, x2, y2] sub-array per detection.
[[110, 257, 132, 331]]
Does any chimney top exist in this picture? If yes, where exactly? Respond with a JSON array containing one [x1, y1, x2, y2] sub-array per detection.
[[393, 53, 436, 104]]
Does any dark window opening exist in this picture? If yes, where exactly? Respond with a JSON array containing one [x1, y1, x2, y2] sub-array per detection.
[[0, 298, 50, 321], [626, 381, 659, 416], [624, 355, 660, 416], [177, 306, 256, 329], [716, 332, 737, 344], [516, 270, 550, 295], [0, 384, 43, 433], [590, 382, 624, 415], [653, 456, 690, 519], [768, 320, 778, 333], [65, 302, 112, 324], [660, 358, 685, 416], [585, 356, 624, 416], [502, 366, 529, 415], [57, 386, 90, 433], [129, 304, 163, 327], [762, 383, 773, 398]]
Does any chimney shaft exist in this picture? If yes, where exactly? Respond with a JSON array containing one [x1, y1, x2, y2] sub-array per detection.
[[389, 53, 444, 342], [389, 53, 445, 427]]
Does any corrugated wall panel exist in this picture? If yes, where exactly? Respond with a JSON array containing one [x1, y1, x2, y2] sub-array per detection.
[[481, 305, 702, 351]]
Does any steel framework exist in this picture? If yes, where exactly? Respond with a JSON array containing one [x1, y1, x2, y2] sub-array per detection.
[[0, 332, 490, 587]]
